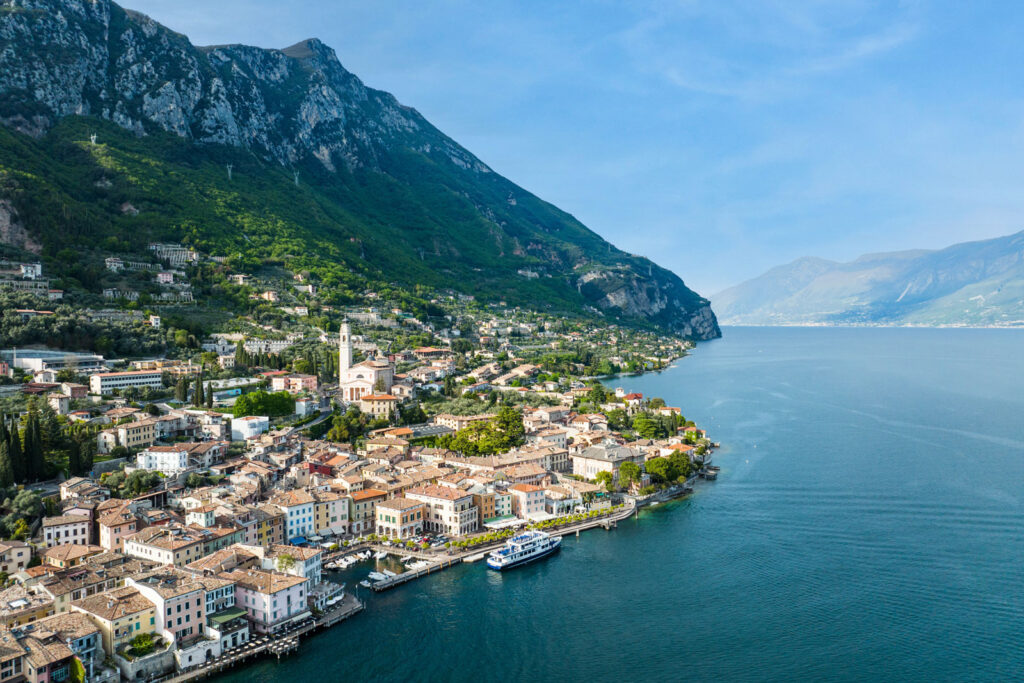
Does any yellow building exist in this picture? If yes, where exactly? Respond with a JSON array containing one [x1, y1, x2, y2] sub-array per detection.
[[71, 586, 156, 656], [0, 585, 54, 628], [374, 498, 425, 540], [118, 419, 157, 449], [254, 506, 286, 547], [311, 490, 349, 536]]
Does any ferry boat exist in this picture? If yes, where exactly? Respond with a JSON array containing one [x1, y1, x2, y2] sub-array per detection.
[[486, 530, 561, 571]]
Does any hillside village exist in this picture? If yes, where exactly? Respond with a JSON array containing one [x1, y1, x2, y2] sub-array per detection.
[[0, 243, 714, 681]]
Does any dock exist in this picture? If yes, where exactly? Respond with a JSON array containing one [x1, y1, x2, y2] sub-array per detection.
[[370, 557, 463, 592]]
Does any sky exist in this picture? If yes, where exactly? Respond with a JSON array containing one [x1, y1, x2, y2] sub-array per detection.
[[127, 0, 1024, 296]]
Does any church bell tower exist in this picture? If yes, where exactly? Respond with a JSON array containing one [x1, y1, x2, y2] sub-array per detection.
[[338, 319, 352, 384]]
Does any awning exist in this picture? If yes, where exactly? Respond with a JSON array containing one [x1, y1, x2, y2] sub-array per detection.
[[483, 516, 523, 530], [289, 537, 308, 545], [209, 607, 247, 625]]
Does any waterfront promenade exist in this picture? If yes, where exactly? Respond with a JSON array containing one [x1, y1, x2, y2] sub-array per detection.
[[154, 594, 364, 683], [368, 497, 639, 592]]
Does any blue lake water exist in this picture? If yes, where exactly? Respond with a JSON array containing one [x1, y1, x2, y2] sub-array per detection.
[[217, 326, 1024, 681]]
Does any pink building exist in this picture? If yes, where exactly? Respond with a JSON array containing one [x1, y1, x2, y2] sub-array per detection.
[[98, 509, 138, 551], [270, 374, 318, 395], [128, 569, 210, 645], [509, 484, 546, 520], [219, 569, 309, 633]]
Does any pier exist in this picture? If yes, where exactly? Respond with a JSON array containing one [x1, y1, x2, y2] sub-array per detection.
[[370, 557, 464, 592]]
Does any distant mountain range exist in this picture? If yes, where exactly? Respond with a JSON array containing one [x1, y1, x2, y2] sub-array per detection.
[[713, 231, 1024, 327], [0, 0, 719, 339]]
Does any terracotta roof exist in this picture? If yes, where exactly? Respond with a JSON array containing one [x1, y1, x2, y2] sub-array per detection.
[[22, 632, 73, 669], [376, 497, 424, 512], [41, 544, 103, 563], [350, 488, 387, 501], [406, 485, 472, 502], [509, 483, 542, 493], [268, 489, 315, 508], [72, 586, 153, 621], [33, 612, 100, 642], [218, 568, 306, 594], [42, 514, 90, 527]]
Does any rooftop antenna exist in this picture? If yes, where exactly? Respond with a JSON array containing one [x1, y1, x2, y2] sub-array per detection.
[[89, 133, 97, 145], [293, 170, 300, 187], [226, 164, 234, 181]]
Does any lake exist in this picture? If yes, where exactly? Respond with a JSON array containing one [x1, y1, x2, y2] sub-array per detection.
[[217, 326, 1024, 682]]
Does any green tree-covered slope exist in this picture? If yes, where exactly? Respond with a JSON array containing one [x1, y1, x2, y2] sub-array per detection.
[[0, 0, 719, 339]]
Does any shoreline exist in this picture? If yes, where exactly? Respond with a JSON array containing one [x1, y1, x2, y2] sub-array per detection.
[[719, 322, 1024, 330], [201, 474, 712, 681]]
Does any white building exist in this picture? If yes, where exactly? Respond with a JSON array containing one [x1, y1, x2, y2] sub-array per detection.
[[231, 415, 269, 441], [136, 445, 190, 475], [337, 321, 394, 402], [406, 485, 479, 537], [42, 515, 91, 548], [571, 443, 645, 483], [89, 370, 163, 394]]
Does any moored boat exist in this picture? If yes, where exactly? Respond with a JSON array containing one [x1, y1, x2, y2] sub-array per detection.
[[486, 530, 561, 571]]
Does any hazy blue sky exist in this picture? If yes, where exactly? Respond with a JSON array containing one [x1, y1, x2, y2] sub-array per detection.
[[127, 0, 1024, 295]]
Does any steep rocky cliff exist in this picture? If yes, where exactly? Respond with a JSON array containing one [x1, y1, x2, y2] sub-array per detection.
[[0, 0, 719, 339]]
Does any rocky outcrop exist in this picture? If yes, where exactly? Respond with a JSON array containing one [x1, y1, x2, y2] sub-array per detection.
[[578, 265, 719, 339], [0, 0, 720, 339], [0, 1, 476, 172], [0, 198, 40, 253]]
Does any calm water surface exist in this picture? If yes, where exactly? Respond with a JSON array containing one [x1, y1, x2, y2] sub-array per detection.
[[218, 327, 1024, 682]]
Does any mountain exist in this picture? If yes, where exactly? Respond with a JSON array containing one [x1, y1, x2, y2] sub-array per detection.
[[714, 231, 1024, 326], [0, 0, 719, 340]]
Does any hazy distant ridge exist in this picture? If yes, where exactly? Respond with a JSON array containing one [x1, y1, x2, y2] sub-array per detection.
[[713, 231, 1024, 326]]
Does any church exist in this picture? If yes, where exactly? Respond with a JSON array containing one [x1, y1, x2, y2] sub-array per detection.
[[337, 320, 394, 402]]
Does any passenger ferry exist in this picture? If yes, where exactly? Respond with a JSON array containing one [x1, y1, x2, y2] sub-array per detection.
[[486, 530, 561, 571]]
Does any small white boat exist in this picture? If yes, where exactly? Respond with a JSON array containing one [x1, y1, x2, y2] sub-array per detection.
[[368, 571, 387, 582], [360, 551, 372, 560], [359, 580, 371, 588], [651, 501, 661, 507], [382, 569, 397, 578], [374, 551, 387, 560]]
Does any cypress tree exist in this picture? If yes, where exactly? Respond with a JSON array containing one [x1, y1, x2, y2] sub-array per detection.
[[194, 374, 204, 407], [175, 376, 189, 403], [23, 415, 42, 482], [0, 416, 8, 449], [0, 441, 11, 488], [67, 438, 82, 477], [8, 420, 24, 484], [205, 384, 213, 408], [79, 437, 95, 476]]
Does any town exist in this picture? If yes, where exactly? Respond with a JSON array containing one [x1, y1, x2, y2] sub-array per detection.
[[0, 247, 716, 682]]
